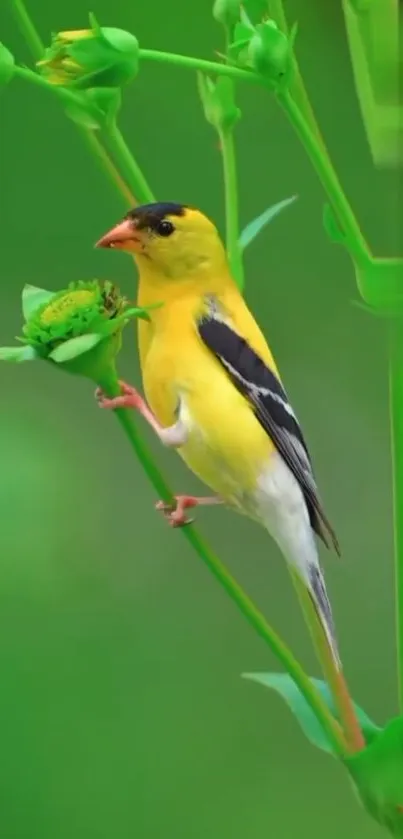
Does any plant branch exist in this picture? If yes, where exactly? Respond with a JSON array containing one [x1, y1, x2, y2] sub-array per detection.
[[268, 0, 334, 169], [105, 122, 155, 205], [277, 89, 372, 267], [9, 0, 135, 207], [8, 0, 44, 60], [219, 128, 244, 289], [139, 48, 262, 86], [96, 368, 348, 758]]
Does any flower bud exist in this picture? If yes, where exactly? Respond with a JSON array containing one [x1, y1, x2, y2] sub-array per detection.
[[37, 21, 139, 89], [213, 0, 241, 29], [247, 20, 292, 82], [0, 42, 15, 87], [198, 73, 241, 133], [0, 281, 158, 383]]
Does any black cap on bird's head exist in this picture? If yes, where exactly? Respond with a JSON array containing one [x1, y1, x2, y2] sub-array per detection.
[[95, 200, 226, 278], [95, 202, 189, 251]]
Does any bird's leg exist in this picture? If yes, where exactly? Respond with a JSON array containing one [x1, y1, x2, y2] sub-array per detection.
[[96, 381, 188, 448], [156, 494, 223, 527]]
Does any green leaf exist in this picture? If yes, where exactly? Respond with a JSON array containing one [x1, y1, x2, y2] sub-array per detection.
[[48, 333, 103, 362], [243, 673, 380, 755], [323, 203, 345, 245], [21, 284, 57, 321], [0, 42, 15, 87], [88, 11, 102, 35], [346, 716, 403, 835], [0, 345, 38, 363], [239, 195, 297, 250]]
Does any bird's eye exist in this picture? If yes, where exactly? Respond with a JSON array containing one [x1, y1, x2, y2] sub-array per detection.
[[156, 219, 175, 237]]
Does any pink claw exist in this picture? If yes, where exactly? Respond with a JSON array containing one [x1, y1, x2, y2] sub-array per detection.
[[96, 380, 143, 411], [155, 495, 198, 528]]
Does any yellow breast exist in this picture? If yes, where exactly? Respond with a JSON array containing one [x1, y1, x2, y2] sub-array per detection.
[[137, 284, 276, 501]]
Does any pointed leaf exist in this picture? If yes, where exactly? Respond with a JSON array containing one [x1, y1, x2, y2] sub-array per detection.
[[243, 673, 380, 755], [49, 333, 103, 363], [0, 345, 38, 363], [239, 195, 297, 250], [22, 284, 57, 321], [88, 11, 102, 35]]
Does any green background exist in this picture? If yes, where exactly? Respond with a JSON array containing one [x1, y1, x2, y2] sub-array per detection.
[[0, 1, 399, 837]]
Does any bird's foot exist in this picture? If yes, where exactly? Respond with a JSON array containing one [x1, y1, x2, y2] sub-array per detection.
[[95, 380, 144, 411], [155, 494, 222, 527]]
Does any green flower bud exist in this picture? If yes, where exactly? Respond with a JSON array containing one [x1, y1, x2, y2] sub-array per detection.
[[0, 42, 15, 87], [213, 0, 241, 29], [37, 18, 139, 89], [198, 73, 241, 133], [0, 280, 158, 383], [247, 19, 292, 82]]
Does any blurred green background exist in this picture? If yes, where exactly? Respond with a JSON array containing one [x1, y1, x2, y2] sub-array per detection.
[[0, 1, 400, 837]]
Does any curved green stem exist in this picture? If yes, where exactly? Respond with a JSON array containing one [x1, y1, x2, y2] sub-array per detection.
[[277, 89, 372, 267], [8, 0, 44, 60], [13, 67, 135, 206], [9, 1, 134, 207], [269, 0, 334, 166], [219, 128, 244, 290], [83, 132, 135, 206], [139, 48, 261, 86], [105, 122, 155, 205], [96, 368, 348, 758]]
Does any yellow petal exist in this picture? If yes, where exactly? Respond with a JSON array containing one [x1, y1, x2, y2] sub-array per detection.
[[58, 29, 91, 43]]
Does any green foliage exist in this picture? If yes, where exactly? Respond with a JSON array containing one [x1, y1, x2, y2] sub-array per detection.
[[4, 0, 403, 834], [0, 42, 15, 86], [247, 20, 292, 82], [197, 74, 241, 132], [37, 16, 139, 90], [0, 281, 155, 383], [239, 195, 297, 250], [346, 717, 403, 836], [212, 0, 241, 29], [0, 345, 38, 362], [243, 673, 380, 755]]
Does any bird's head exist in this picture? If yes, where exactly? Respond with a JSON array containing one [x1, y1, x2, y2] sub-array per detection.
[[95, 202, 228, 281]]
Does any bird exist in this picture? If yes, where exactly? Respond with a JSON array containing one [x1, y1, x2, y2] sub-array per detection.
[[95, 201, 341, 667]]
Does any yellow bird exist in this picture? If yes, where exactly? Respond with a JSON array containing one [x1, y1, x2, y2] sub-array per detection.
[[96, 202, 341, 665]]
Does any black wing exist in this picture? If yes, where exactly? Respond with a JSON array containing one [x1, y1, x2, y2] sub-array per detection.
[[198, 307, 340, 555]]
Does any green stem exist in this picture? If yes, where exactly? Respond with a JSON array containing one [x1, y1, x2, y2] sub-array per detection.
[[8, 0, 44, 60], [98, 370, 347, 758], [105, 122, 155, 205], [389, 322, 403, 712], [277, 89, 372, 267], [9, 1, 134, 207], [82, 132, 136, 206], [219, 128, 244, 290], [268, 0, 335, 168], [139, 48, 261, 86], [13, 67, 135, 206]]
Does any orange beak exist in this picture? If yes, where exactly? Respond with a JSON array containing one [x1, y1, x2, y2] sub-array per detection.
[[95, 219, 143, 252]]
